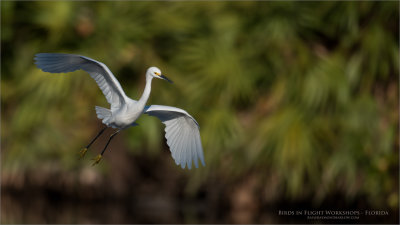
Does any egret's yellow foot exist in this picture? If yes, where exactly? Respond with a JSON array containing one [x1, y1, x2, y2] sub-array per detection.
[[79, 148, 88, 159], [91, 154, 102, 166]]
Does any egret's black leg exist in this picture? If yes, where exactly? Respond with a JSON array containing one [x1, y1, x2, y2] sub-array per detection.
[[79, 127, 107, 159], [101, 130, 120, 155], [87, 127, 107, 149], [92, 130, 120, 166]]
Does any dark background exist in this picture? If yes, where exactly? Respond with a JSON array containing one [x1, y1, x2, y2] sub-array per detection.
[[1, 1, 399, 224]]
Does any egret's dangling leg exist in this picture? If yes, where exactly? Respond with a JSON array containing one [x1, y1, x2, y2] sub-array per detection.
[[79, 127, 107, 159], [92, 130, 120, 166]]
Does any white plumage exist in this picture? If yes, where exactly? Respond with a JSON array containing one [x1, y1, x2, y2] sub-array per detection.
[[34, 53, 205, 169], [144, 105, 205, 169]]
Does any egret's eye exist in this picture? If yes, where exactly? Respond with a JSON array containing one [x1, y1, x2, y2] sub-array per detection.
[[154, 72, 160, 76]]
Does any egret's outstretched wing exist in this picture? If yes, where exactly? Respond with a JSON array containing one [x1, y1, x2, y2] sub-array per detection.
[[144, 105, 205, 169], [34, 53, 128, 110]]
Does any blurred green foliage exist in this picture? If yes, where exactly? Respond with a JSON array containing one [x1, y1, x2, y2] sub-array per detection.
[[1, 1, 398, 211]]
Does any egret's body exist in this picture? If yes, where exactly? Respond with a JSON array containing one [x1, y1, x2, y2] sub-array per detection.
[[34, 53, 205, 169]]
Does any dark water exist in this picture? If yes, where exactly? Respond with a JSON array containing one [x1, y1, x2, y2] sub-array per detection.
[[1, 150, 398, 224], [2, 188, 398, 224], [2, 189, 208, 224]]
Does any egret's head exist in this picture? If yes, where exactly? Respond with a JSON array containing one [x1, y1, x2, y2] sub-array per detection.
[[147, 67, 173, 83]]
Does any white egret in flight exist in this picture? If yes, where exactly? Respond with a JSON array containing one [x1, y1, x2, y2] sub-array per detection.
[[34, 53, 205, 169]]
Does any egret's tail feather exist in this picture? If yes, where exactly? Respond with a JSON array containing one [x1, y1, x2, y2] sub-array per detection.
[[95, 106, 112, 125]]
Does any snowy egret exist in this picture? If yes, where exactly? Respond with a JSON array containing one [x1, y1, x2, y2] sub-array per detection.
[[34, 53, 205, 169]]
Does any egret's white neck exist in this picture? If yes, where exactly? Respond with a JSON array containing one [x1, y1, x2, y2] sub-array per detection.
[[138, 75, 153, 108]]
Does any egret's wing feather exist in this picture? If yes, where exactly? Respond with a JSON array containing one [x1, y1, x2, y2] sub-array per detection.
[[190, 132, 197, 169], [187, 130, 193, 169], [165, 119, 182, 164], [178, 122, 188, 169], [144, 105, 205, 169], [34, 53, 128, 110]]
